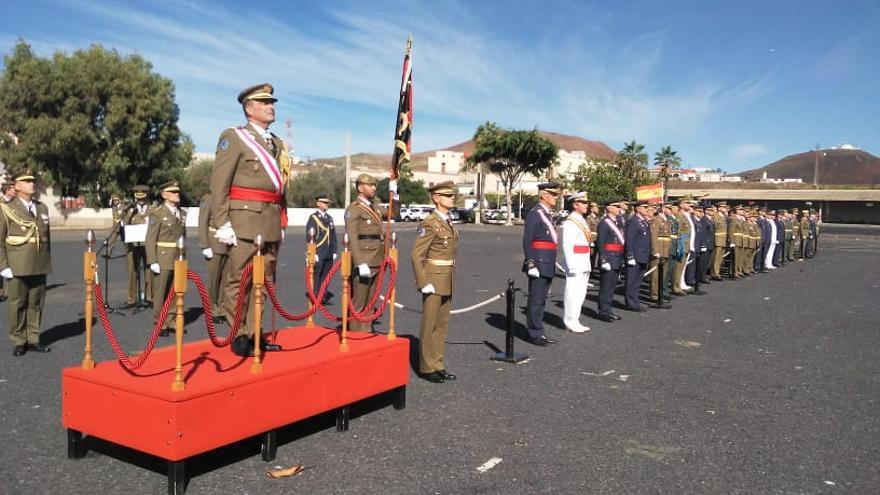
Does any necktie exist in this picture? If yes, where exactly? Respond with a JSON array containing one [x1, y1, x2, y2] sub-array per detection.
[[29, 204, 36, 217], [263, 131, 275, 152]]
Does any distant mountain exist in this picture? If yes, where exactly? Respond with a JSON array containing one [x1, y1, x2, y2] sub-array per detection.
[[313, 131, 617, 170], [739, 148, 880, 185]]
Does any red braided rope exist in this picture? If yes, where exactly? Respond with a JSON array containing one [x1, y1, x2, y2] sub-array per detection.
[[348, 258, 397, 322], [186, 268, 250, 347], [264, 275, 318, 321], [94, 281, 175, 370], [309, 259, 343, 322]]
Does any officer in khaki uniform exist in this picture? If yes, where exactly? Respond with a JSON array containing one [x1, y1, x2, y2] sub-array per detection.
[[649, 203, 671, 305], [146, 181, 186, 335], [197, 192, 228, 321], [672, 197, 695, 295], [345, 173, 386, 332], [123, 185, 153, 306], [711, 202, 730, 279], [411, 181, 459, 383], [0, 169, 52, 356], [211, 83, 290, 357], [0, 174, 16, 303], [798, 209, 810, 260]]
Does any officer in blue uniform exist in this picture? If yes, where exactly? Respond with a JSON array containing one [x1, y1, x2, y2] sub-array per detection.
[[522, 182, 561, 346], [773, 210, 785, 266], [757, 208, 771, 272], [596, 199, 625, 322], [699, 205, 715, 283], [305, 196, 338, 303], [623, 200, 651, 312]]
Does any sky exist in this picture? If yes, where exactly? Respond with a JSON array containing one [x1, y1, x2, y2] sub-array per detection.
[[2, 0, 878, 173]]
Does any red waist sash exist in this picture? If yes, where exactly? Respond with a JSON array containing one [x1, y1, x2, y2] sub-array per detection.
[[531, 240, 557, 250], [602, 243, 624, 252], [229, 185, 288, 228], [573, 245, 591, 253]]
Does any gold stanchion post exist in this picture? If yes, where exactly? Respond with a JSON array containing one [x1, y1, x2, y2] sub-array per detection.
[[306, 227, 316, 327], [251, 234, 265, 373], [339, 233, 350, 352], [171, 236, 187, 392], [387, 232, 397, 340], [81, 230, 97, 370]]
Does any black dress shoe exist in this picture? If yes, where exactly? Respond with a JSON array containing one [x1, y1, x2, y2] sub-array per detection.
[[12, 345, 25, 356], [625, 306, 646, 313], [419, 371, 444, 383], [656, 303, 672, 310], [596, 313, 616, 322], [438, 370, 456, 380], [260, 340, 282, 352], [526, 336, 549, 346], [26, 343, 51, 353], [610, 313, 622, 320], [711, 276, 723, 281], [231, 335, 253, 357]]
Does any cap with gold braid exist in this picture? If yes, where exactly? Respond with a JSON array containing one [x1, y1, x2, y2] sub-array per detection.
[[237, 83, 277, 104], [428, 181, 456, 196], [316, 196, 333, 205], [159, 180, 180, 193], [12, 168, 36, 182], [355, 173, 378, 185], [132, 184, 149, 199], [537, 182, 561, 195], [568, 191, 589, 203]]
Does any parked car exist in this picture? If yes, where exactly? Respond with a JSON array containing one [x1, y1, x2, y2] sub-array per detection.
[[401, 206, 433, 221]]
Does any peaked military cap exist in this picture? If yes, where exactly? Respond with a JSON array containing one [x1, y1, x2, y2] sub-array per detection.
[[316, 196, 333, 205], [132, 184, 150, 199], [355, 173, 377, 185], [537, 182, 561, 194], [237, 83, 277, 104], [160, 180, 180, 193], [1, 174, 13, 187], [715, 201, 728, 207], [568, 191, 589, 203], [11, 168, 35, 181], [429, 181, 456, 195]]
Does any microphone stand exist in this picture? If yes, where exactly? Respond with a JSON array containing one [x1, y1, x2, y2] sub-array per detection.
[[98, 221, 126, 316]]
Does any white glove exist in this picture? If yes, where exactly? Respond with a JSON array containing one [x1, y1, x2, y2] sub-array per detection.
[[700, 247, 707, 252], [358, 263, 370, 278], [215, 222, 237, 246], [527, 267, 540, 278], [333, 253, 338, 260], [601, 262, 611, 271], [150, 263, 161, 274], [0, 268, 12, 279], [388, 180, 398, 194], [202, 248, 213, 259], [281, 230, 285, 242], [652, 252, 660, 258], [729, 243, 735, 248], [314, 254, 319, 263], [420, 283, 436, 294], [627, 258, 636, 266]]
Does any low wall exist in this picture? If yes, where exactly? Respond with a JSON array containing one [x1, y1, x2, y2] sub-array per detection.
[[48, 208, 348, 230]]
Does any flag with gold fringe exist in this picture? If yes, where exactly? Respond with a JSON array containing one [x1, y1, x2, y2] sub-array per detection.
[[636, 182, 664, 203], [391, 36, 413, 181]]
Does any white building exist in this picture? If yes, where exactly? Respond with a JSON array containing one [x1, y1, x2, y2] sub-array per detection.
[[427, 150, 465, 174]]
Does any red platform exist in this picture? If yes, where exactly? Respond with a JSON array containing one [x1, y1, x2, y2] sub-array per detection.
[[62, 326, 409, 466]]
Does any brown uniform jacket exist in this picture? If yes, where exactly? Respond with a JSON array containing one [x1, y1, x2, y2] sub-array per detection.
[[585, 213, 599, 243], [145, 204, 186, 269], [197, 193, 227, 255], [210, 123, 286, 243], [411, 211, 459, 296], [345, 198, 386, 270], [713, 212, 728, 246], [650, 213, 671, 258], [0, 198, 51, 276]]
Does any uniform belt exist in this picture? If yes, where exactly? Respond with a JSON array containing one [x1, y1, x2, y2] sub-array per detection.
[[208, 227, 217, 232], [573, 245, 590, 254], [359, 234, 381, 240], [428, 259, 455, 266], [156, 241, 178, 248], [658, 235, 670, 239], [670, 235, 678, 238], [5, 236, 38, 244], [531, 241, 557, 250], [228, 185, 288, 228], [602, 243, 624, 252]]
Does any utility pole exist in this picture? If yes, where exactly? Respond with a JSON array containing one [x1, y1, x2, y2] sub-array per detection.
[[813, 143, 820, 189], [345, 132, 352, 207]]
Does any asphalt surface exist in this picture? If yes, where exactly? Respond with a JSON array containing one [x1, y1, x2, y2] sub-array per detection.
[[1, 224, 879, 494]]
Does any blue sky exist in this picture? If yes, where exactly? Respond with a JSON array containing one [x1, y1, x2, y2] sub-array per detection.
[[2, 0, 878, 172]]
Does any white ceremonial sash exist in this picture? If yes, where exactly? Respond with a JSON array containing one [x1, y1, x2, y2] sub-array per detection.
[[537, 207, 558, 243], [233, 127, 282, 192], [604, 217, 625, 244]]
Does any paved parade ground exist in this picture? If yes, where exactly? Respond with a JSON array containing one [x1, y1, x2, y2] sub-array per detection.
[[1, 225, 879, 494]]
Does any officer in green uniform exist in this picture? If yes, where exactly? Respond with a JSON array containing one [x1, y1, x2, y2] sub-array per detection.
[[344, 173, 386, 332], [198, 192, 228, 322], [146, 181, 186, 336], [798, 209, 810, 260], [411, 181, 459, 383], [0, 169, 52, 356], [791, 209, 801, 259], [123, 185, 153, 307], [649, 203, 671, 305], [711, 202, 730, 279], [0, 174, 16, 303], [664, 203, 679, 296]]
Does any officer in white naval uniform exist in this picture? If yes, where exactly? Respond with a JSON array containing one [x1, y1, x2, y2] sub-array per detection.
[[561, 191, 592, 333]]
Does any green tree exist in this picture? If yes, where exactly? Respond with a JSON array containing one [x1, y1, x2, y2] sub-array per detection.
[[571, 160, 652, 206], [182, 158, 213, 206], [0, 41, 193, 206], [287, 166, 347, 207], [377, 176, 429, 205], [654, 145, 681, 169], [617, 140, 649, 182], [469, 121, 559, 226]]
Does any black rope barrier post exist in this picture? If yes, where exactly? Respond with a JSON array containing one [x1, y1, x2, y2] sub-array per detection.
[[691, 252, 706, 295], [261, 430, 278, 461], [491, 279, 528, 364], [728, 247, 736, 279], [99, 234, 125, 316], [655, 258, 668, 309]]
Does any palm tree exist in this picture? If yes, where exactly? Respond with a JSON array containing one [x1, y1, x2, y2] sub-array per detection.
[[654, 145, 681, 169], [617, 140, 649, 182]]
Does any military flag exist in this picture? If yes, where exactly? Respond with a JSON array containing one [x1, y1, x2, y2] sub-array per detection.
[[636, 182, 664, 203], [391, 36, 413, 181]]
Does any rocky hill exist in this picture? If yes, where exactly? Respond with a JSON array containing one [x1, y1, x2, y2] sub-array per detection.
[[739, 147, 880, 185], [315, 131, 617, 170]]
